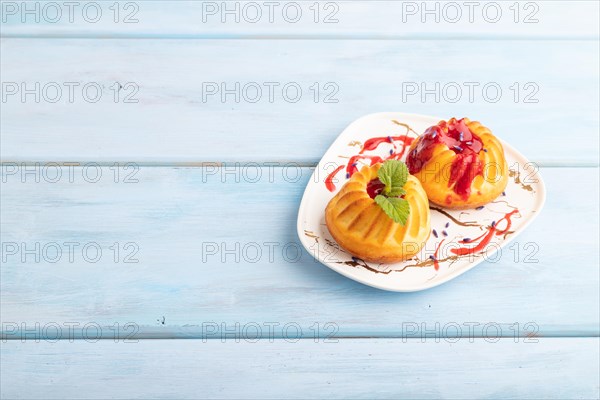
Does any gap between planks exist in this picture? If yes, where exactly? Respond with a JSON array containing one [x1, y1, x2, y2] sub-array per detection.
[[2, 34, 600, 41], [3, 335, 600, 341], [1, 161, 598, 168]]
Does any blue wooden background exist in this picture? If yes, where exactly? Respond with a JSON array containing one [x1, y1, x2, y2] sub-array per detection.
[[1, 1, 599, 398]]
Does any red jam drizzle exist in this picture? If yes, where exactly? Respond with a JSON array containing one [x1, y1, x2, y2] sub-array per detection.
[[325, 165, 344, 192], [451, 210, 519, 256], [366, 178, 386, 199], [495, 209, 518, 235], [360, 135, 414, 156], [452, 226, 497, 256], [407, 118, 483, 200], [346, 155, 384, 177], [433, 239, 445, 271], [325, 134, 414, 192]]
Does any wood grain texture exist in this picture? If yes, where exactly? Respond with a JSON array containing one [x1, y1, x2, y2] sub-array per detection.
[[2, 338, 599, 399], [1, 2, 599, 396], [2, 1, 598, 38], [2, 166, 598, 339], [1, 39, 598, 164]]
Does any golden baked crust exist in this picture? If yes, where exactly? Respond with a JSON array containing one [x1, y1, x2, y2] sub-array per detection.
[[407, 118, 508, 209], [325, 164, 430, 263]]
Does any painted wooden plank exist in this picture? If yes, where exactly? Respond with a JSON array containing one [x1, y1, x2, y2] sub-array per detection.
[[1, 39, 598, 165], [2, 338, 599, 399], [1, 1, 598, 38], [1, 166, 598, 338]]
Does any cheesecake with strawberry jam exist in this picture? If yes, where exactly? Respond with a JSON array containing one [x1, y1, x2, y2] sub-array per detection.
[[406, 118, 508, 209]]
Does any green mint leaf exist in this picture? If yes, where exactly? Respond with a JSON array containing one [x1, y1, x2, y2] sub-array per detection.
[[374, 195, 410, 225], [389, 187, 407, 197], [378, 160, 408, 197]]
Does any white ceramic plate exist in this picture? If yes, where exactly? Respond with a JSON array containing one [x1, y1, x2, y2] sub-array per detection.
[[297, 112, 546, 291]]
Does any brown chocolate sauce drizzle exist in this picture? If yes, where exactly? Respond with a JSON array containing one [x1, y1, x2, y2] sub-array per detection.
[[429, 207, 480, 227], [509, 169, 534, 192]]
